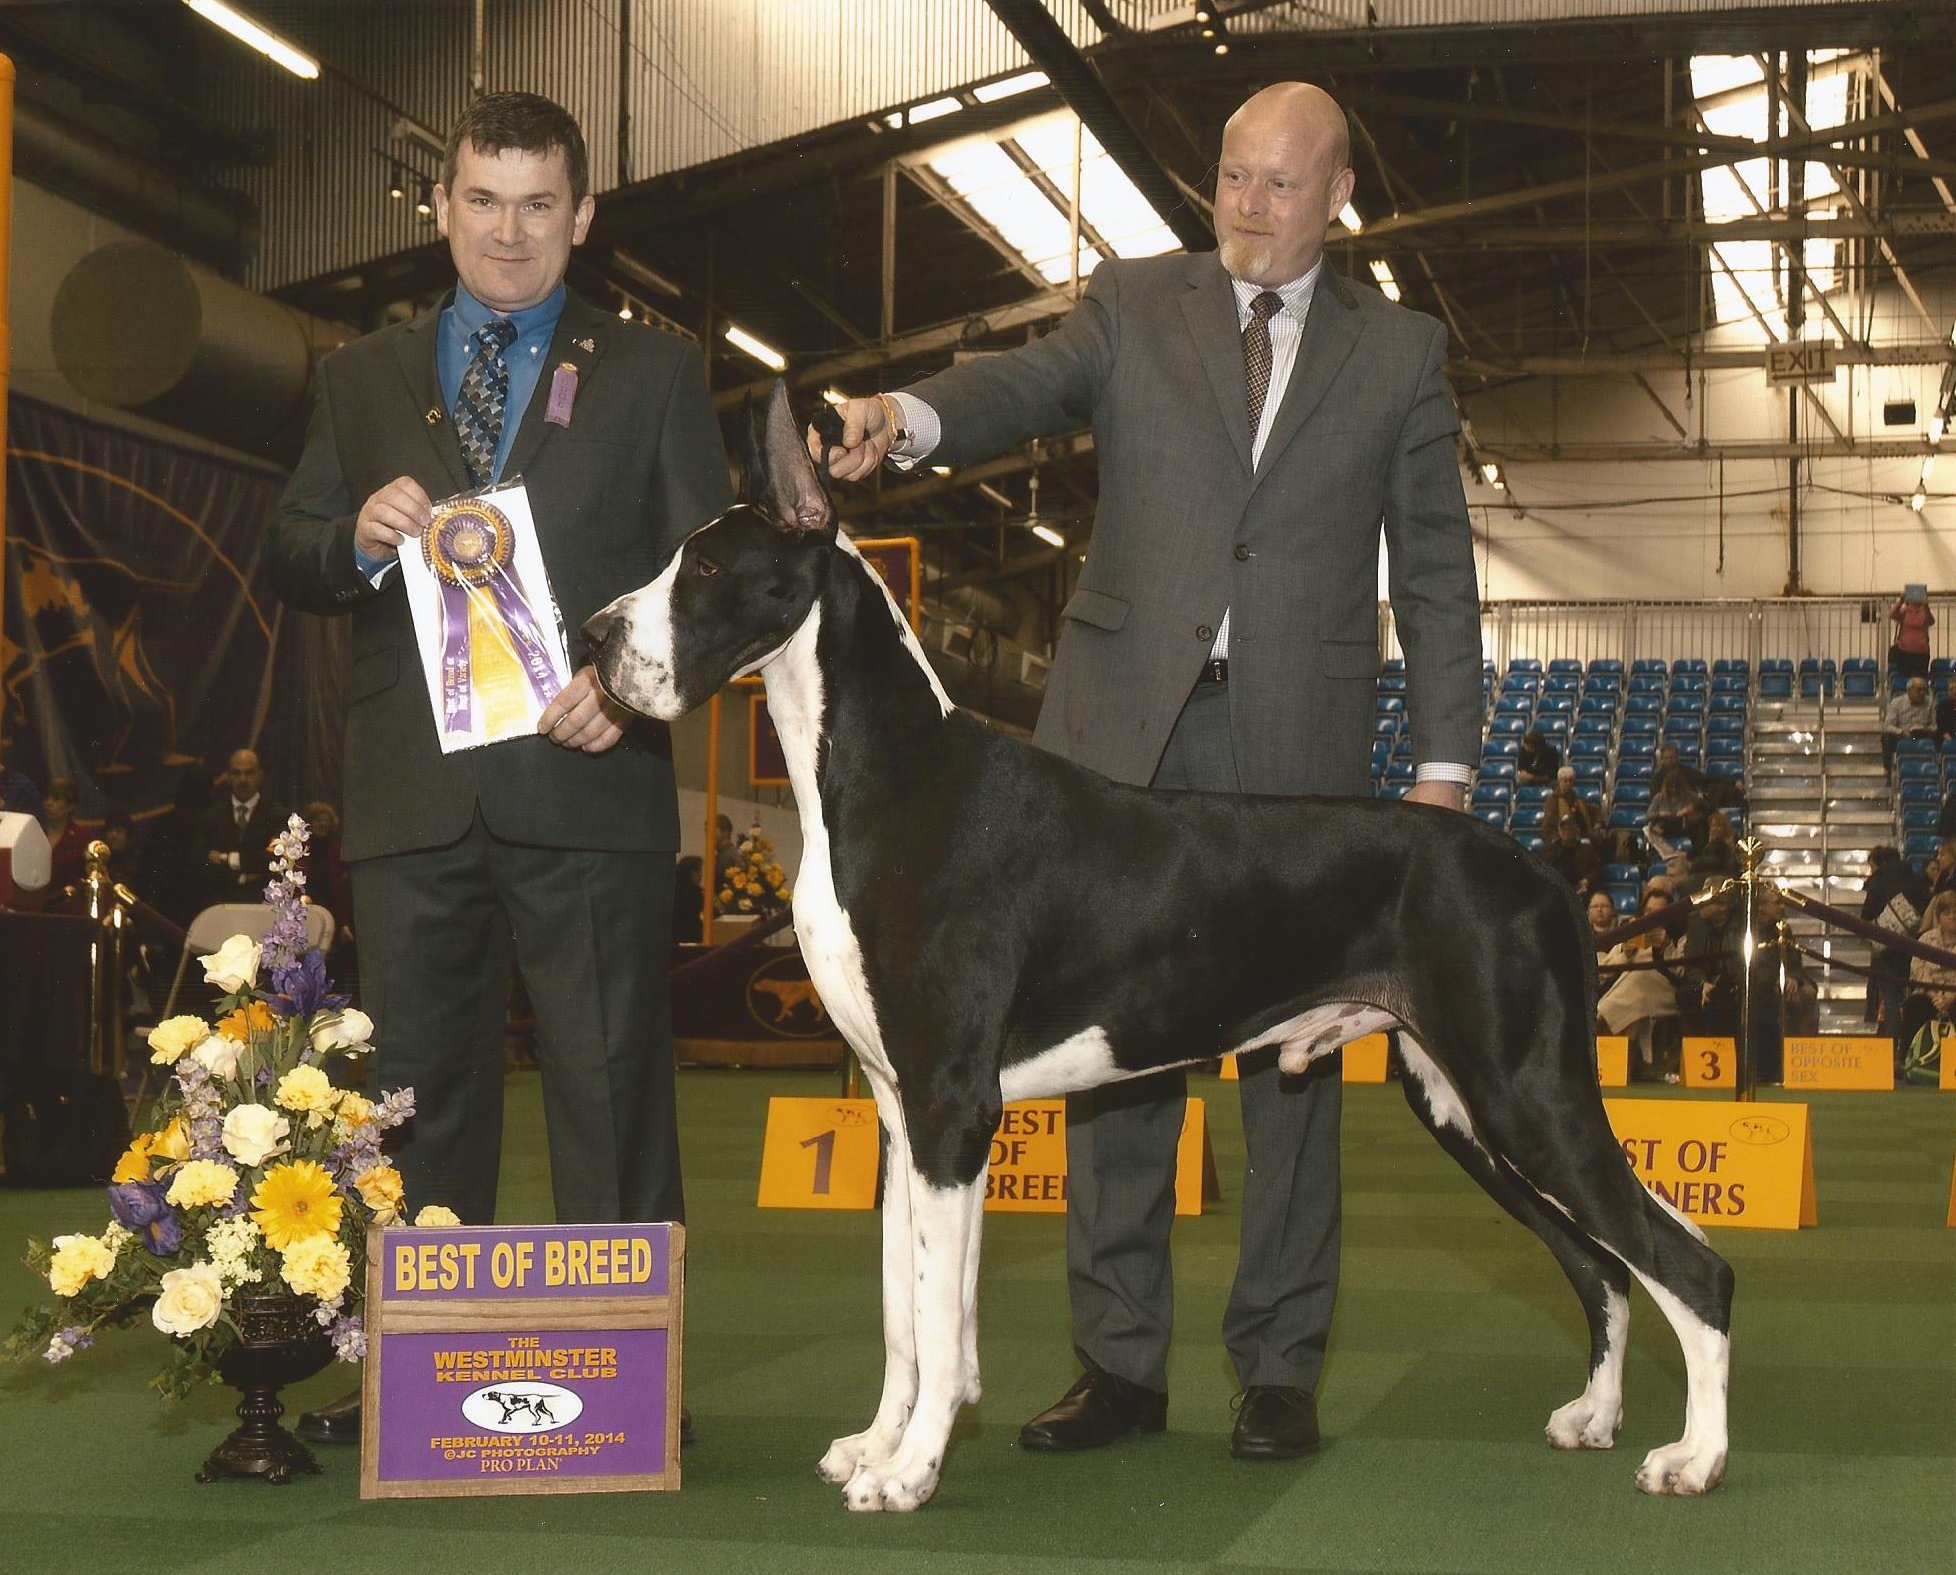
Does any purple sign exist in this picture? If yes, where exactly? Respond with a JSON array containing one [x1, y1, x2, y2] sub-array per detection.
[[376, 1328, 669, 1482], [379, 1225, 672, 1302]]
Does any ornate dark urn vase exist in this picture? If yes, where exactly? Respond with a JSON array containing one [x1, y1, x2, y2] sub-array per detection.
[[194, 1293, 333, 1484]]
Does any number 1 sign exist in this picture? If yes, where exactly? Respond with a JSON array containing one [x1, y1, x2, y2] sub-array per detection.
[[755, 1098, 881, 1209]]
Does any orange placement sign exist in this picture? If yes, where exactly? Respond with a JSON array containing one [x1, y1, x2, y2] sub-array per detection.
[[1219, 1033, 1391, 1083], [756, 1097, 1214, 1215], [1603, 1097, 1816, 1230], [1782, 1036, 1894, 1091], [1681, 1036, 1738, 1089], [1595, 1036, 1630, 1087]]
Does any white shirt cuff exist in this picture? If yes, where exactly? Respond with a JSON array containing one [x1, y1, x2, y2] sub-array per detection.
[[1415, 762, 1473, 785], [884, 391, 942, 470]]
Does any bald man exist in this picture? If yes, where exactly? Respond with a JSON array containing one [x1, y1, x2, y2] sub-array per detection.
[[818, 83, 1483, 1460], [193, 748, 290, 905]]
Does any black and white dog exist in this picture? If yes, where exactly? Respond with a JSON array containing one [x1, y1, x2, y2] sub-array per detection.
[[584, 385, 1734, 1513]]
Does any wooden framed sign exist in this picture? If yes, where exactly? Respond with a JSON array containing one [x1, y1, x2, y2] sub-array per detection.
[[359, 1223, 684, 1498]]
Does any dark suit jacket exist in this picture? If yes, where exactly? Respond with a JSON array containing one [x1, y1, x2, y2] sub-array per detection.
[[268, 291, 732, 862], [905, 254, 1483, 798], [191, 796, 290, 903]]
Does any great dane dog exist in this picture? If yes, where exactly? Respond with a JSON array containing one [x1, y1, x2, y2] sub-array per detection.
[[583, 384, 1734, 1513]]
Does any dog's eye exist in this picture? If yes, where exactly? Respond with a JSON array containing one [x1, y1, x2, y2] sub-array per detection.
[[696, 557, 720, 578]]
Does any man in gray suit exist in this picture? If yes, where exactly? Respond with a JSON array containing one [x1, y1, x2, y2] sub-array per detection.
[[270, 93, 729, 1442], [820, 83, 1481, 1461]]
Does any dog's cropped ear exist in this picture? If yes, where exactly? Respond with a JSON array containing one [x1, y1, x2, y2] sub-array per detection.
[[739, 380, 836, 541]]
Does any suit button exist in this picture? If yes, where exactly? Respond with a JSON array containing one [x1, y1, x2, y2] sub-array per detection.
[[1196, 624, 1213, 642], [1234, 544, 1252, 561]]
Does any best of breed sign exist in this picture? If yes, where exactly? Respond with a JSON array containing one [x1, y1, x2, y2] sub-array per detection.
[[360, 1223, 683, 1498]]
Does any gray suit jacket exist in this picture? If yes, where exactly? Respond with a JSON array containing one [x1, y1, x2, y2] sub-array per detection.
[[906, 253, 1482, 798], [268, 291, 732, 861]]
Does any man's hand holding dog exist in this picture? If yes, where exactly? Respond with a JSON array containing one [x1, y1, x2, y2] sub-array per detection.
[[538, 667, 631, 754], [809, 397, 897, 482], [353, 476, 434, 561]]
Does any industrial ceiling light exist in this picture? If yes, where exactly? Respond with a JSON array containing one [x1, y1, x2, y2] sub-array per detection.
[[1031, 523, 1065, 548], [618, 303, 634, 321], [183, 0, 319, 80], [1910, 486, 1928, 513], [724, 323, 787, 371], [386, 163, 406, 202], [1338, 202, 1363, 233], [414, 179, 433, 218], [1214, 40, 1230, 55], [1370, 258, 1401, 302], [973, 71, 1048, 104], [1479, 460, 1505, 491]]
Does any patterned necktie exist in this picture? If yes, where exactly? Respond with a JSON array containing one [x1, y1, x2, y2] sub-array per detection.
[[455, 317, 519, 487], [234, 801, 248, 832], [1243, 289, 1286, 434]]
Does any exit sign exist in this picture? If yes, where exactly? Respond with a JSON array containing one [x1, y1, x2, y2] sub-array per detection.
[[1766, 343, 1838, 385]]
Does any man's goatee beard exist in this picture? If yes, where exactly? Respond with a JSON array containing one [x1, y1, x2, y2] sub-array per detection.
[[1219, 237, 1274, 282]]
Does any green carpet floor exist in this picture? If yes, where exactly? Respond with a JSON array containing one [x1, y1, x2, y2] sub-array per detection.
[[3, 1071, 1951, 1574]]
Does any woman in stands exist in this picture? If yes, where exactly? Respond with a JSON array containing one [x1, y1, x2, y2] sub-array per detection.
[[1541, 764, 1598, 841], [1898, 890, 1956, 1083], [1690, 808, 1740, 878], [1889, 585, 1935, 682], [1597, 889, 1686, 1081], [1646, 767, 1706, 858]]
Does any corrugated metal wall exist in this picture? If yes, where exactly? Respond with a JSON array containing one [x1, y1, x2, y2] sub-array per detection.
[[202, 0, 1103, 293], [1118, 0, 1875, 29]]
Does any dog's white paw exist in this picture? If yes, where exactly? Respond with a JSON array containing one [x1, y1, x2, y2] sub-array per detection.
[[1546, 1393, 1622, 1450], [817, 1436, 865, 1485], [1635, 1438, 1726, 1496], [841, 1451, 940, 1513]]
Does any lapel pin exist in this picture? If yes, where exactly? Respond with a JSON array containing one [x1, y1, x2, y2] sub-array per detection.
[[425, 406, 443, 425], [576, 336, 595, 352]]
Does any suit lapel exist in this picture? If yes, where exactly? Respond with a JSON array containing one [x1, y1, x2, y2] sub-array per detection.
[[503, 293, 607, 481], [396, 299, 470, 495], [1180, 257, 1255, 477], [1248, 266, 1365, 500]]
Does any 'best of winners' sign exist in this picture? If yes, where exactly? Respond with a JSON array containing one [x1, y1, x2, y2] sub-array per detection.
[[360, 1223, 684, 1498], [1603, 1098, 1815, 1230]]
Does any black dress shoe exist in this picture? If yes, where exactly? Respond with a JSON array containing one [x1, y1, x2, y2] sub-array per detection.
[[1230, 1385, 1320, 1460], [1018, 1368, 1167, 1452], [295, 1388, 362, 1445]]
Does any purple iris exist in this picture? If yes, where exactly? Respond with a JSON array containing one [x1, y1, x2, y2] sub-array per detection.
[[263, 948, 348, 1020], [107, 1181, 184, 1255]]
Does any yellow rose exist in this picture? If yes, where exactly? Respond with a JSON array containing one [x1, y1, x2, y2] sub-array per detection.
[[147, 1015, 210, 1065], [354, 1164, 404, 1224], [151, 1262, 224, 1335], [274, 1065, 337, 1117], [413, 1205, 462, 1228], [335, 1091, 374, 1128], [165, 1160, 240, 1210], [280, 1235, 351, 1301], [48, 1234, 117, 1297]]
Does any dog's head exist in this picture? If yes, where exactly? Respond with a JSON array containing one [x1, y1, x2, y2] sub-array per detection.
[[584, 379, 837, 719]]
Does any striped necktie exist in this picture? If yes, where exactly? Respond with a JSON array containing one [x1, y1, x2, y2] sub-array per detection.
[[455, 317, 519, 487]]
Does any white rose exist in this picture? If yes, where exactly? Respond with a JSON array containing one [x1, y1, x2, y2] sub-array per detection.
[[151, 1262, 224, 1336], [221, 1104, 291, 1168], [190, 1033, 241, 1080], [310, 1008, 375, 1055], [200, 934, 262, 994]]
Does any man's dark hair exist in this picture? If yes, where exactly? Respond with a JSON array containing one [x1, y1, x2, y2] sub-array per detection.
[[443, 92, 589, 204]]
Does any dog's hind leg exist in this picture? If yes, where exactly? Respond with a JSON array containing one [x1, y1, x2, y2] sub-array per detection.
[[1395, 1035, 1629, 1452], [819, 1081, 921, 1490]]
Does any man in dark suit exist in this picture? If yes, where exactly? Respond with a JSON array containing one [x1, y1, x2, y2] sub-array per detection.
[[820, 83, 1481, 1462], [191, 748, 288, 906], [268, 93, 729, 1440]]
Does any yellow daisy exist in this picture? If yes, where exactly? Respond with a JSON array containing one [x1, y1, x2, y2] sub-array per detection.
[[218, 1001, 278, 1042], [250, 1160, 343, 1250]]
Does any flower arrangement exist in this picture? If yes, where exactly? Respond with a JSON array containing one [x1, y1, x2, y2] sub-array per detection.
[[6, 814, 429, 1398], [718, 823, 792, 916]]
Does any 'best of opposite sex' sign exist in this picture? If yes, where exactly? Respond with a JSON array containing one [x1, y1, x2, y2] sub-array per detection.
[[361, 1223, 684, 1499]]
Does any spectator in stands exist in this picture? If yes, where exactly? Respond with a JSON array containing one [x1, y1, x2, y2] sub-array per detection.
[[1936, 673, 1956, 747], [1882, 675, 1935, 776], [1646, 767, 1706, 857], [134, 764, 211, 929], [1691, 809, 1740, 879], [1541, 765, 1598, 841], [1585, 890, 1619, 958], [1927, 838, 1956, 900], [1862, 844, 1928, 1058], [100, 810, 140, 886], [192, 749, 288, 905], [1889, 585, 1934, 681], [1655, 739, 1746, 816], [1642, 872, 1691, 942], [672, 855, 705, 945], [1546, 813, 1606, 897], [1597, 889, 1685, 1082], [0, 763, 42, 820], [1515, 728, 1561, 786], [1898, 889, 1956, 1082], [39, 777, 88, 893]]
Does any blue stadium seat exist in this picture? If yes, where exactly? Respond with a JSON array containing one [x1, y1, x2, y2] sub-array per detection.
[[1900, 780, 1941, 805], [1666, 692, 1706, 714], [1620, 734, 1656, 758], [1631, 658, 1668, 675], [1662, 715, 1704, 738], [1905, 832, 1942, 859], [1500, 673, 1542, 694], [1515, 782, 1551, 804], [1377, 781, 1409, 800], [1799, 658, 1836, 698], [1583, 674, 1623, 695], [1604, 862, 1641, 884], [1575, 761, 1608, 784], [1471, 782, 1513, 807], [1536, 694, 1575, 716], [1508, 658, 1544, 674], [1510, 805, 1545, 830], [1377, 695, 1406, 715], [1625, 693, 1662, 715], [1617, 758, 1653, 781], [1628, 673, 1666, 695], [1899, 757, 1938, 782], [1495, 693, 1534, 715], [1714, 658, 1751, 675], [1587, 658, 1625, 676], [1707, 735, 1744, 759], [1611, 886, 1639, 915], [1514, 830, 1545, 852], [1759, 668, 1793, 699], [1570, 736, 1610, 759], [1614, 781, 1652, 806], [1842, 669, 1878, 698], [1474, 807, 1508, 828], [1383, 658, 1407, 674], [1897, 736, 1936, 758], [1488, 714, 1527, 737], [1480, 758, 1517, 781], [1534, 718, 1570, 742], [1543, 674, 1580, 695], [1374, 715, 1400, 738], [1902, 805, 1941, 833], [1393, 734, 1414, 757], [1386, 758, 1416, 782], [1708, 693, 1747, 713], [1577, 695, 1620, 717], [1670, 672, 1708, 694], [1706, 760, 1744, 781], [1574, 715, 1614, 737], [1608, 806, 1644, 830], [1711, 673, 1748, 693], [1548, 658, 1583, 675], [1843, 656, 1878, 673], [1378, 674, 1408, 694], [1706, 714, 1746, 737], [1674, 658, 1709, 675]]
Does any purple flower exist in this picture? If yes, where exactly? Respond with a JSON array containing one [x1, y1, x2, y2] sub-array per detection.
[[264, 948, 348, 1020], [107, 1182, 183, 1255], [328, 1315, 367, 1362]]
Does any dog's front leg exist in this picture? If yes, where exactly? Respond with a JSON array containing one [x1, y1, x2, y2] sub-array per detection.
[[819, 1088, 920, 1489], [844, 1164, 987, 1512]]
